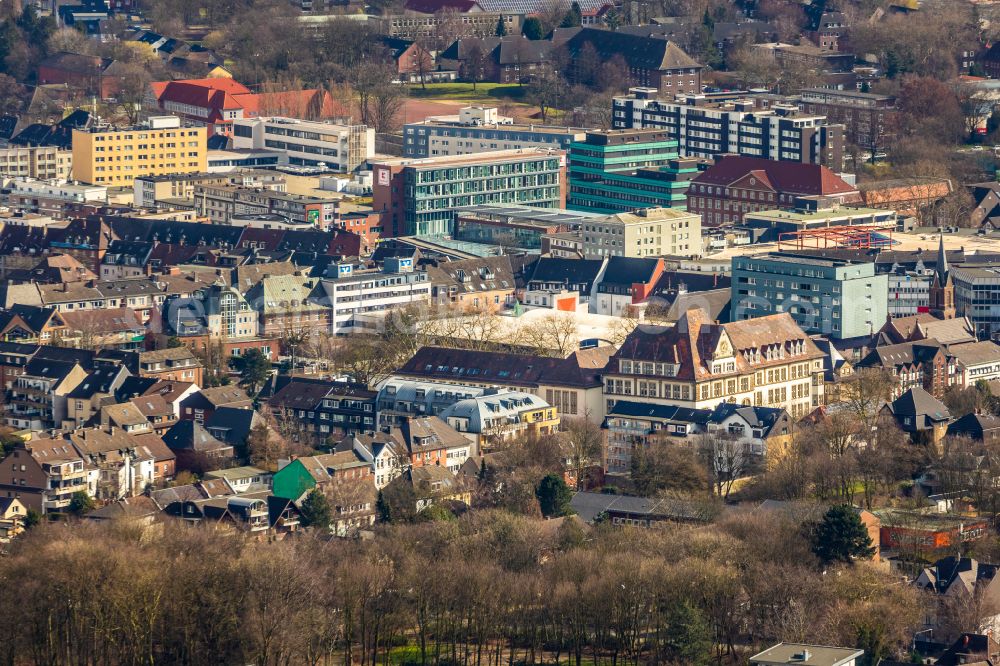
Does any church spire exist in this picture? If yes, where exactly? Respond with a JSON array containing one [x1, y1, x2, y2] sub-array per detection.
[[936, 234, 949, 285]]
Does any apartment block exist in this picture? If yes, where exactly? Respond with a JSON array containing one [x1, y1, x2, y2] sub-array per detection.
[[193, 183, 339, 227], [403, 106, 586, 158], [317, 258, 432, 335], [612, 88, 845, 169], [732, 253, 888, 339], [581, 207, 701, 259], [372, 149, 566, 237], [132, 171, 286, 209], [231, 117, 374, 172], [0, 146, 72, 181], [71, 116, 208, 187], [6, 178, 107, 217]]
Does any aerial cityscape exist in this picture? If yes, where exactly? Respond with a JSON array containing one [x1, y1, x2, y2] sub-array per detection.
[[4, 0, 1000, 663]]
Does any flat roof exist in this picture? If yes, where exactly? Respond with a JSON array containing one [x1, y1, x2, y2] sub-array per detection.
[[750, 643, 864, 666], [736, 252, 869, 268], [453, 204, 605, 225], [411, 117, 588, 136], [745, 206, 892, 222], [372, 148, 564, 168]]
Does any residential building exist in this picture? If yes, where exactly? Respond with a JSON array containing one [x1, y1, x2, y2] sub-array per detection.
[[64, 364, 132, 427], [581, 207, 701, 259], [138, 347, 203, 385], [266, 378, 377, 441], [271, 451, 375, 534], [0, 497, 27, 540], [732, 253, 888, 339], [915, 557, 1000, 651], [687, 155, 860, 226], [67, 426, 163, 500], [427, 256, 515, 309], [315, 260, 432, 335], [158, 284, 268, 356], [0, 439, 92, 514], [71, 116, 208, 187], [204, 466, 271, 493], [0, 146, 72, 180], [244, 273, 330, 339], [389, 416, 475, 471], [798, 88, 897, 156], [877, 312, 976, 347], [179, 386, 252, 424], [231, 117, 374, 172], [750, 644, 863, 666], [612, 89, 845, 169], [393, 345, 612, 422], [567, 129, 691, 213], [383, 464, 470, 513], [439, 389, 558, 450], [523, 256, 608, 308], [880, 387, 952, 450], [372, 149, 567, 237], [148, 78, 341, 137], [7, 358, 88, 430], [592, 256, 664, 316], [376, 380, 487, 427], [857, 340, 959, 400], [606, 308, 826, 419], [192, 183, 341, 227], [947, 413, 1000, 444], [403, 106, 586, 158]]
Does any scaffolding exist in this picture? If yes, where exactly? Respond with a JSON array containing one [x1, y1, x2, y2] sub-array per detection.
[[777, 224, 896, 251]]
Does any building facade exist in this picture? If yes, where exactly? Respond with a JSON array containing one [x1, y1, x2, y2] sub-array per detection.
[[0, 146, 72, 181], [372, 149, 566, 237], [613, 89, 845, 169], [71, 116, 207, 187], [231, 117, 374, 172], [732, 254, 888, 339], [955, 266, 1000, 340], [581, 207, 701, 259], [403, 107, 585, 159]]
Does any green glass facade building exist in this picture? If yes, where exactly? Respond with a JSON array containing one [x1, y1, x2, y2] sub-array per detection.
[[567, 129, 699, 214]]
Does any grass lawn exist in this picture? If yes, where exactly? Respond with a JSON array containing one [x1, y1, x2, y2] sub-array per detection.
[[407, 82, 526, 101]]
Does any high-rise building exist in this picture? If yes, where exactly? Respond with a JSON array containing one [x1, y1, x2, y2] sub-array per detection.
[[612, 88, 845, 169], [372, 149, 566, 237], [71, 116, 207, 187], [732, 253, 888, 339], [567, 129, 696, 214]]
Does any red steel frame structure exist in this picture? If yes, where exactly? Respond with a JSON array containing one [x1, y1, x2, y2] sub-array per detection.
[[777, 224, 895, 251]]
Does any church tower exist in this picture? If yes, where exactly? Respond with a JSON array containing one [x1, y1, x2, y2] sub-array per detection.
[[929, 235, 956, 320]]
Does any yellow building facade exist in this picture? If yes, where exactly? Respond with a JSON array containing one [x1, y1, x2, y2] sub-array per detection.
[[72, 117, 207, 187]]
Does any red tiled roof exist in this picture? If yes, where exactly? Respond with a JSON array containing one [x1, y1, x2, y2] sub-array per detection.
[[692, 156, 857, 197]]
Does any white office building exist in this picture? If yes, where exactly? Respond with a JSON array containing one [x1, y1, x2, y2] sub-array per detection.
[[231, 117, 375, 172]]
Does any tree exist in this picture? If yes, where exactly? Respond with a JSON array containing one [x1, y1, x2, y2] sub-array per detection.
[[562, 415, 602, 489], [376, 489, 392, 523], [0, 72, 24, 116], [23, 508, 40, 529], [495, 14, 507, 36], [464, 41, 488, 91], [68, 491, 96, 516], [559, 1, 582, 27], [631, 440, 708, 498], [247, 421, 286, 472], [664, 601, 713, 665], [535, 472, 572, 517], [522, 16, 544, 40], [233, 349, 271, 397], [166, 336, 184, 349], [299, 487, 332, 530], [811, 504, 876, 565]]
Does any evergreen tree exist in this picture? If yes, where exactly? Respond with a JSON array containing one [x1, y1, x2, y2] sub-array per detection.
[[376, 490, 392, 523], [665, 602, 712, 665], [68, 491, 95, 516], [560, 2, 582, 28], [495, 15, 507, 37], [522, 17, 544, 40], [233, 348, 272, 397], [298, 487, 332, 529], [811, 504, 876, 565], [535, 473, 572, 517]]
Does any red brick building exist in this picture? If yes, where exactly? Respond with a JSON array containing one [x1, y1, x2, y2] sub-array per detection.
[[686, 155, 860, 226], [37, 52, 124, 100]]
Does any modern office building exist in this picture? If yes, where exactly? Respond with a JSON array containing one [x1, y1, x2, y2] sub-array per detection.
[[317, 258, 432, 335], [71, 116, 207, 187], [403, 106, 586, 159], [732, 253, 888, 339], [888, 263, 933, 317], [0, 146, 72, 181], [192, 183, 339, 227], [567, 129, 696, 213], [612, 88, 846, 169], [231, 117, 374, 172], [372, 149, 566, 237], [581, 206, 701, 259], [955, 266, 1000, 340]]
